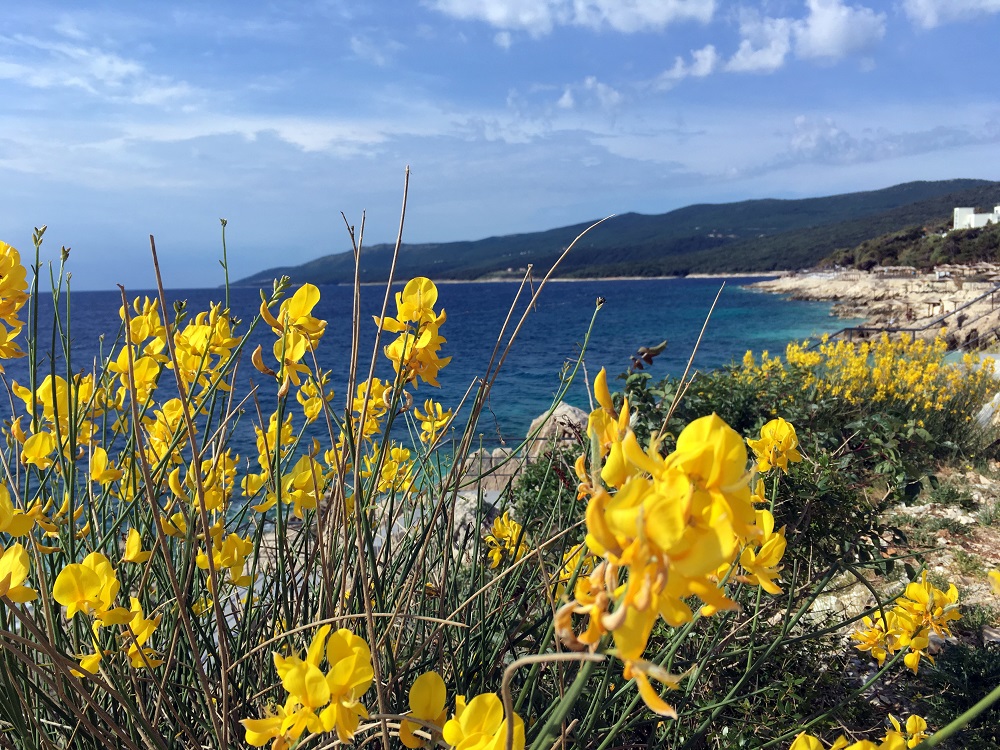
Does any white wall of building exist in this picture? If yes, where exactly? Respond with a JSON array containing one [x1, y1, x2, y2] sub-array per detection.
[[953, 205, 1000, 229]]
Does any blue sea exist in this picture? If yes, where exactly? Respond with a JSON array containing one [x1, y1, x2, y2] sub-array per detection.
[[13, 278, 853, 454]]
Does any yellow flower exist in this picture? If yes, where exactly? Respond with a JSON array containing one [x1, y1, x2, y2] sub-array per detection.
[[52, 552, 133, 624], [747, 417, 802, 473], [271, 454, 326, 519], [553, 542, 596, 599], [168, 304, 240, 399], [107, 346, 161, 403], [261, 283, 327, 346], [789, 735, 824, 750], [0, 485, 35, 537], [384, 329, 451, 387], [0, 240, 28, 365], [0, 543, 37, 602], [442, 692, 524, 750], [21, 431, 57, 470], [622, 657, 686, 718], [243, 626, 373, 747], [0, 241, 29, 325], [414, 399, 452, 444], [374, 277, 444, 332], [122, 528, 151, 564], [884, 714, 929, 748], [852, 573, 960, 676], [196, 532, 255, 589], [297, 372, 334, 423], [320, 627, 374, 741], [987, 569, 1000, 596], [377, 278, 451, 387], [738, 509, 787, 595], [90, 446, 123, 486], [895, 572, 960, 641], [125, 597, 162, 668], [851, 610, 902, 667], [243, 707, 291, 748], [484, 512, 528, 568], [400, 670, 447, 748]]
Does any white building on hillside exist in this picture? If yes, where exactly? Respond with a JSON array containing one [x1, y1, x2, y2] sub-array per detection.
[[954, 205, 1000, 229]]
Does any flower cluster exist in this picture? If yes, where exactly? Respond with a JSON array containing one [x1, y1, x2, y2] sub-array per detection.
[[747, 417, 802, 474], [741, 333, 996, 421], [243, 644, 525, 750], [790, 713, 928, 749], [259, 283, 327, 386], [375, 277, 451, 387], [414, 398, 453, 445], [484, 511, 528, 569], [556, 369, 788, 716], [242, 625, 374, 746], [52, 552, 161, 672], [852, 572, 960, 674]]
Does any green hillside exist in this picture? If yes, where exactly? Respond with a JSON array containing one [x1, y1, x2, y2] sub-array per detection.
[[234, 179, 1000, 285], [825, 219, 1000, 271]]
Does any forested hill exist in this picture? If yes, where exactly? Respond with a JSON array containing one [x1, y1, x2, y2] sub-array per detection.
[[235, 179, 1000, 285], [825, 220, 1000, 270]]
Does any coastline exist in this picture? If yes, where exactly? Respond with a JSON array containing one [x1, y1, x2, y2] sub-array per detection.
[[361, 272, 779, 286], [750, 269, 1000, 348]]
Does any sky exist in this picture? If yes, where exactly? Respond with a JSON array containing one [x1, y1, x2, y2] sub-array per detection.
[[2, 0, 1000, 290]]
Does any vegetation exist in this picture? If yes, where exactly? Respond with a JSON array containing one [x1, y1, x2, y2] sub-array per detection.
[[2, 208, 1000, 750], [235, 179, 1000, 285], [826, 220, 1000, 271]]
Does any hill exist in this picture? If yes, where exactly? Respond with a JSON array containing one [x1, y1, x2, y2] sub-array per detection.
[[824, 220, 1000, 271], [234, 179, 1000, 285]]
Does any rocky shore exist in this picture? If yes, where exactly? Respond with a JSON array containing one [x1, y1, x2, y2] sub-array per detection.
[[751, 268, 1000, 348]]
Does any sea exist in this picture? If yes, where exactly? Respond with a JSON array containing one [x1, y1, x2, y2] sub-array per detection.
[[10, 278, 854, 455]]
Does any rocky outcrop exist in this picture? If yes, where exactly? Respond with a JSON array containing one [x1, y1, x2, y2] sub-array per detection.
[[463, 447, 517, 492], [525, 403, 588, 460]]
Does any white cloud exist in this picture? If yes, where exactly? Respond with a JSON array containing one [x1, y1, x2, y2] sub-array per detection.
[[53, 17, 88, 41], [428, 0, 563, 35], [726, 15, 793, 73], [583, 76, 622, 108], [425, 0, 715, 35], [494, 30, 513, 48], [688, 44, 721, 76], [349, 35, 399, 67], [119, 115, 395, 155], [557, 88, 575, 108], [657, 44, 720, 87], [903, 0, 1000, 28], [0, 34, 198, 107], [724, 1, 883, 74], [793, 0, 885, 60], [571, 0, 716, 32], [775, 113, 1000, 167]]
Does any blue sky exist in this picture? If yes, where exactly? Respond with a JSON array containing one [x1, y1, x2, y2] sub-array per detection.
[[2, 0, 1000, 290]]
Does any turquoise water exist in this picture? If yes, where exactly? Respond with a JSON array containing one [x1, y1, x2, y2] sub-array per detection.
[[15, 278, 854, 452]]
